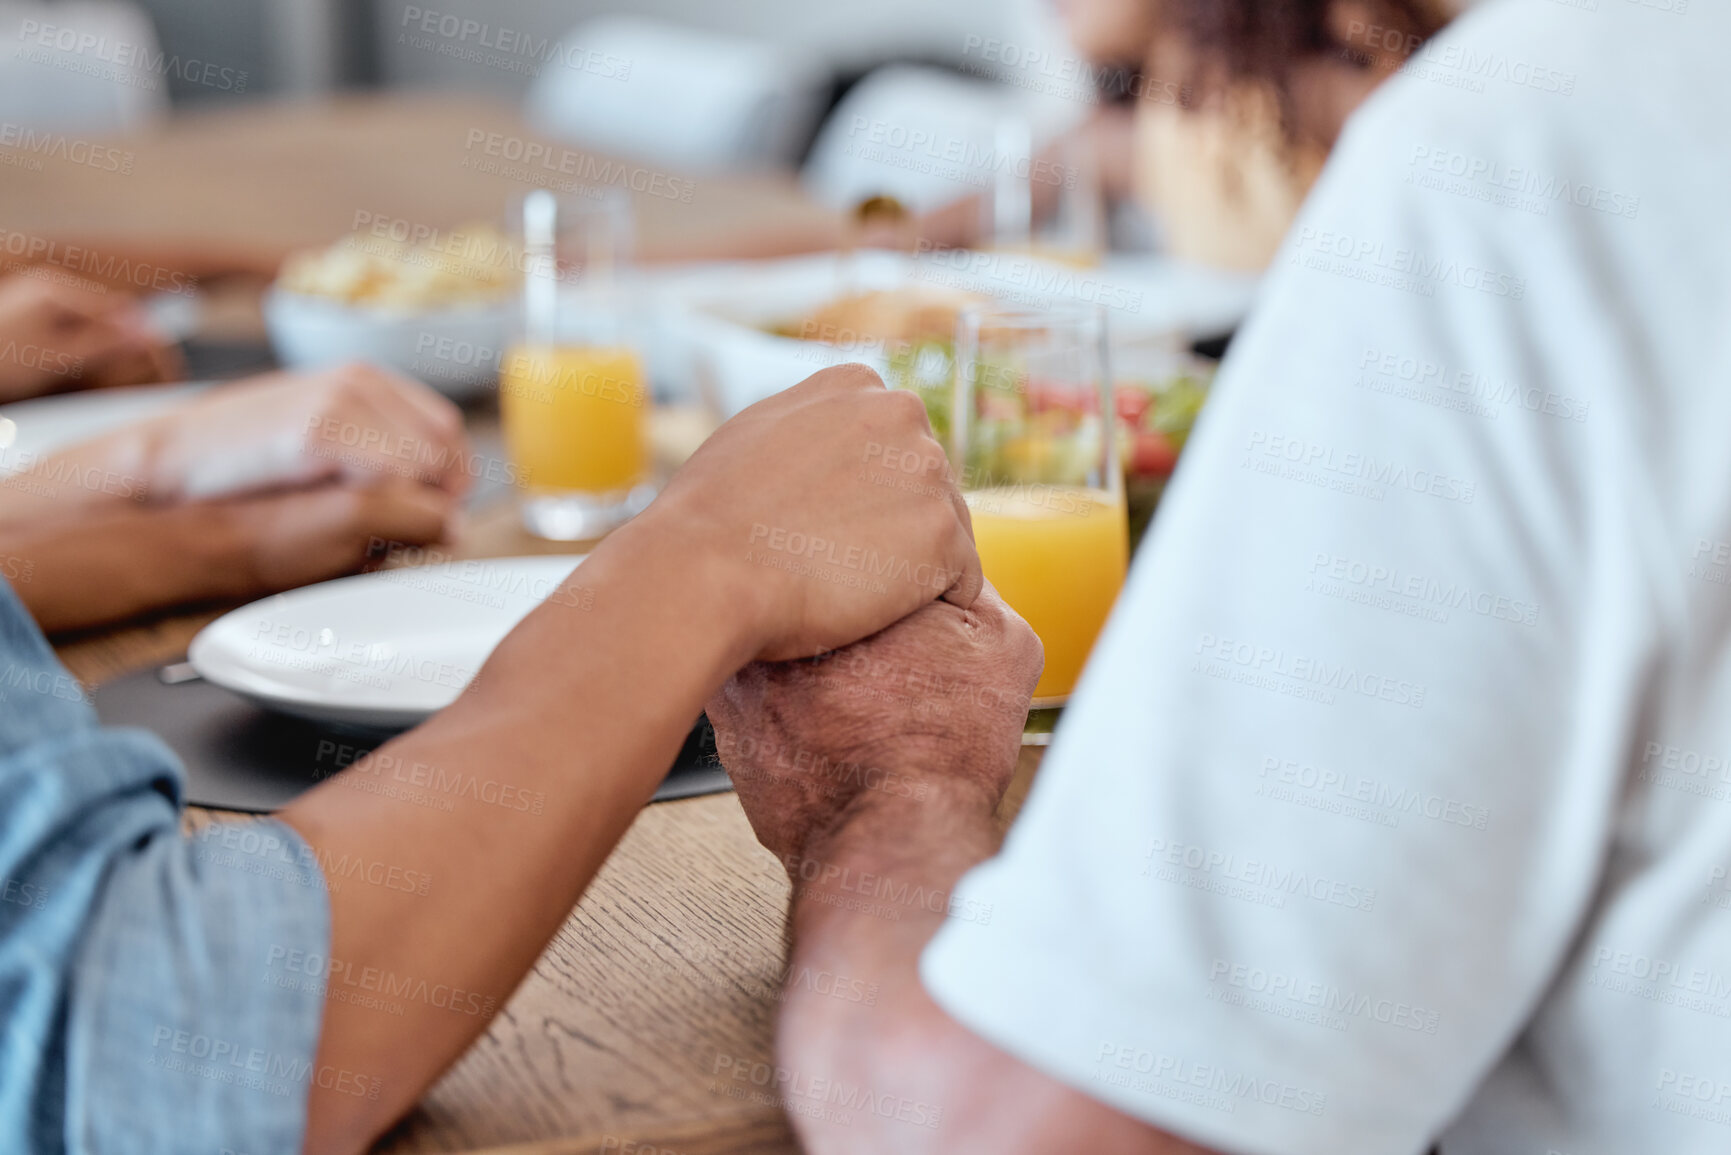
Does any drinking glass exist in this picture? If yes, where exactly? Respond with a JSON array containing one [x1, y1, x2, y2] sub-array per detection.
[[951, 302, 1127, 706], [981, 116, 1105, 266], [500, 188, 653, 541]]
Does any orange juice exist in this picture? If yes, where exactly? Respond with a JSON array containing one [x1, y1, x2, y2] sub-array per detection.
[[500, 343, 647, 493], [966, 485, 1128, 701]]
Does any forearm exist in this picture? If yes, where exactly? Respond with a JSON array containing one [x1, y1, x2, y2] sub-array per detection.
[[0, 423, 159, 522], [777, 786, 1206, 1154], [0, 502, 259, 632], [278, 520, 760, 1153]]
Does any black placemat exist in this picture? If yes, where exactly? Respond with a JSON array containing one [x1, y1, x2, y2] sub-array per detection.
[[91, 662, 731, 813]]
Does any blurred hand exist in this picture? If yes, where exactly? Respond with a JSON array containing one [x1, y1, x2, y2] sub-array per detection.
[[138, 361, 472, 503], [0, 274, 182, 401], [218, 475, 460, 591], [707, 585, 1043, 864], [631, 363, 982, 662], [6, 475, 459, 634]]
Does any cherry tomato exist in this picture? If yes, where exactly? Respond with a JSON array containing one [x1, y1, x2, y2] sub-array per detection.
[[1130, 429, 1179, 477], [1115, 386, 1152, 425]]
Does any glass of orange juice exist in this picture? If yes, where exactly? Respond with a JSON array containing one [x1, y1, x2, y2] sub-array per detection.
[[501, 188, 653, 540], [952, 302, 1127, 706]]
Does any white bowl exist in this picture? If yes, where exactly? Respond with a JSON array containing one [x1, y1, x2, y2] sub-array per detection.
[[655, 251, 1259, 417], [263, 288, 517, 401]]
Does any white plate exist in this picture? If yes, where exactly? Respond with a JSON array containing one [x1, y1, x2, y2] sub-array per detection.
[[0, 382, 210, 475], [189, 555, 585, 730]]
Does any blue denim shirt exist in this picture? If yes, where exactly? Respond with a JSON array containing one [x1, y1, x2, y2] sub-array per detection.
[[0, 579, 330, 1153]]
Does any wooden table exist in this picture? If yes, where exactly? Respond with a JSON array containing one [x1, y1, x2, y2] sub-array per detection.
[[0, 93, 843, 284]]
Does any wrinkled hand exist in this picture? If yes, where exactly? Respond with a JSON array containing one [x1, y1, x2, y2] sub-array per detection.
[[632, 363, 981, 662], [139, 361, 471, 503], [0, 274, 181, 401], [707, 584, 1043, 865]]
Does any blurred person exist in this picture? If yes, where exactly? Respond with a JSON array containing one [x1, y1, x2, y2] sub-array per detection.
[[0, 362, 468, 631], [1132, 0, 1449, 269], [708, 2, 1731, 1154], [0, 273, 183, 400], [0, 364, 988, 1153], [910, 0, 1451, 269]]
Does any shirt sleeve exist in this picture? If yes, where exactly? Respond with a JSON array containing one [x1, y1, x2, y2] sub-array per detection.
[[0, 578, 331, 1155], [920, 11, 1660, 1155]]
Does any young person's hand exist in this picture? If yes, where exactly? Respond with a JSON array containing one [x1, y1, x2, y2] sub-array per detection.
[[8, 477, 458, 634], [136, 361, 472, 502], [0, 362, 472, 519], [0, 274, 182, 401], [623, 362, 983, 662]]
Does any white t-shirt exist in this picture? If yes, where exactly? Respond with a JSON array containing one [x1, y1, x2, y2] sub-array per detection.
[[921, 2, 1731, 1154]]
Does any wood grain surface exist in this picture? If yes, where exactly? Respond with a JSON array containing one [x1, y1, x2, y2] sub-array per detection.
[[0, 94, 842, 283]]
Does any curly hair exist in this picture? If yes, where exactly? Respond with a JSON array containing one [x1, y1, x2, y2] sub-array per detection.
[[1159, 0, 1452, 132]]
